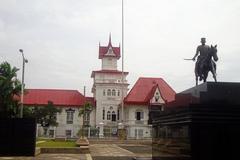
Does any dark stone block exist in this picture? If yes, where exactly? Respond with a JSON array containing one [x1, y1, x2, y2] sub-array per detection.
[[0, 118, 36, 156], [181, 82, 240, 105], [152, 82, 240, 160]]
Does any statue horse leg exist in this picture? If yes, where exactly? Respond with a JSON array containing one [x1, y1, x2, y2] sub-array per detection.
[[203, 70, 209, 83], [195, 68, 198, 86], [211, 61, 217, 82], [196, 75, 198, 86], [212, 69, 217, 82]]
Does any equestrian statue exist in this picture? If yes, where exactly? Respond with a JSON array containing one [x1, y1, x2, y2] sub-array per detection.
[[191, 37, 219, 85]]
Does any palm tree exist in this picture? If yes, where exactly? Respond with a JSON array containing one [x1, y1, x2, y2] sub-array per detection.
[[78, 102, 92, 138], [0, 62, 22, 118]]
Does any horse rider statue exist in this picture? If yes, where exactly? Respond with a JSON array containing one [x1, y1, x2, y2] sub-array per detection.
[[193, 37, 210, 80], [192, 37, 218, 85]]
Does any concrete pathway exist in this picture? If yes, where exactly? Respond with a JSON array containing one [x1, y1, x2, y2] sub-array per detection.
[[0, 154, 87, 160], [90, 144, 135, 157]]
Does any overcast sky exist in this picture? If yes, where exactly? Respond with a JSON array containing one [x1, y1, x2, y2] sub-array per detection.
[[0, 0, 240, 96]]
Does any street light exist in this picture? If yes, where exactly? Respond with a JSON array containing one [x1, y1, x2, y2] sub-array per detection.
[[19, 49, 28, 118]]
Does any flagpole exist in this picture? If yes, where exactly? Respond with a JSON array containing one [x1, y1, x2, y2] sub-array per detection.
[[121, 0, 124, 124]]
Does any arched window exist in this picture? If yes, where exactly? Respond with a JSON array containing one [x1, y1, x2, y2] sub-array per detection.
[[107, 111, 111, 120], [117, 90, 120, 96], [112, 89, 116, 96], [112, 111, 116, 122], [107, 89, 111, 96], [103, 90, 106, 96], [102, 108, 105, 120]]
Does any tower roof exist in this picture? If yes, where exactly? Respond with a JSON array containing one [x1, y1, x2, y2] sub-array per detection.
[[99, 35, 120, 59]]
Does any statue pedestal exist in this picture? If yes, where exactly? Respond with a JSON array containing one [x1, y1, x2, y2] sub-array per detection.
[[153, 82, 240, 160], [181, 82, 240, 105]]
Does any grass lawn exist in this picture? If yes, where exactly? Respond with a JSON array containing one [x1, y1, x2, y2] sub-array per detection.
[[36, 139, 77, 148]]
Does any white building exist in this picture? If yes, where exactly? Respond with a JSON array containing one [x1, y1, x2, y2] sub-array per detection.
[[124, 77, 176, 139], [23, 36, 176, 139], [91, 35, 129, 135]]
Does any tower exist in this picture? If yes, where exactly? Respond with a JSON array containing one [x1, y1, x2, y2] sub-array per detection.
[[91, 35, 129, 132]]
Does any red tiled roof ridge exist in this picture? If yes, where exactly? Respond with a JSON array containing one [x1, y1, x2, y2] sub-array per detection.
[[138, 77, 176, 95], [144, 84, 158, 102], [23, 89, 86, 107], [26, 88, 80, 92], [98, 35, 120, 59]]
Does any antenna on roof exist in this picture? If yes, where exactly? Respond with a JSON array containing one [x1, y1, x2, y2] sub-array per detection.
[[108, 33, 112, 46], [84, 86, 86, 97]]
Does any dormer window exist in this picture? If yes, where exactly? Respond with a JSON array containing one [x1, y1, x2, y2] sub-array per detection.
[[155, 92, 160, 102]]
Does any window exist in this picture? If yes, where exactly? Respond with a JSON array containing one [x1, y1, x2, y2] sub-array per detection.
[[103, 108, 105, 120], [103, 90, 106, 96], [138, 129, 143, 138], [66, 110, 74, 124], [155, 92, 160, 102], [66, 130, 72, 138], [135, 110, 144, 120], [117, 90, 120, 96], [112, 89, 116, 96], [107, 111, 111, 120], [112, 111, 116, 122], [107, 89, 111, 96]]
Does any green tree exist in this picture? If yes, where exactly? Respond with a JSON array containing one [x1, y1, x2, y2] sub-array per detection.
[[78, 102, 92, 137], [28, 101, 61, 136], [32, 101, 61, 127], [0, 62, 22, 118]]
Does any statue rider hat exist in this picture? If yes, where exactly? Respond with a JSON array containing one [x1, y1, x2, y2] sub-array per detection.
[[201, 37, 206, 42]]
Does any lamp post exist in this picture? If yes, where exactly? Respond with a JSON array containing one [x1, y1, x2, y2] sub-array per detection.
[[19, 49, 28, 118]]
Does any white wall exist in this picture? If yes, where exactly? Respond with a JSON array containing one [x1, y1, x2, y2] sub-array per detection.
[[102, 57, 118, 70], [37, 106, 97, 138], [125, 105, 152, 139]]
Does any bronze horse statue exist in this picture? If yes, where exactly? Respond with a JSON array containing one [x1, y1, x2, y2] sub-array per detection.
[[195, 45, 218, 85]]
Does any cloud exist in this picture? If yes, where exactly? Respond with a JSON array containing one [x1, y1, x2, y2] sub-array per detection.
[[0, 0, 240, 95]]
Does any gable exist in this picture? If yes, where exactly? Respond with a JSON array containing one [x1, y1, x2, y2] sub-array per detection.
[[150, 87, 165, 104], [105, 46, 115, 56]]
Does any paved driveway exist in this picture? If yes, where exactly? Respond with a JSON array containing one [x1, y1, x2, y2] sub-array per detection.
[[90, 144, 135, 157], [0, 154, 87, 160]]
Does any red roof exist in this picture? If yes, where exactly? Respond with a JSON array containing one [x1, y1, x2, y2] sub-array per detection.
[[99, 35, 120, 59], [91, 70, 129, 78], [23, 89, 86, 107], [124, 77, 176, 105]]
